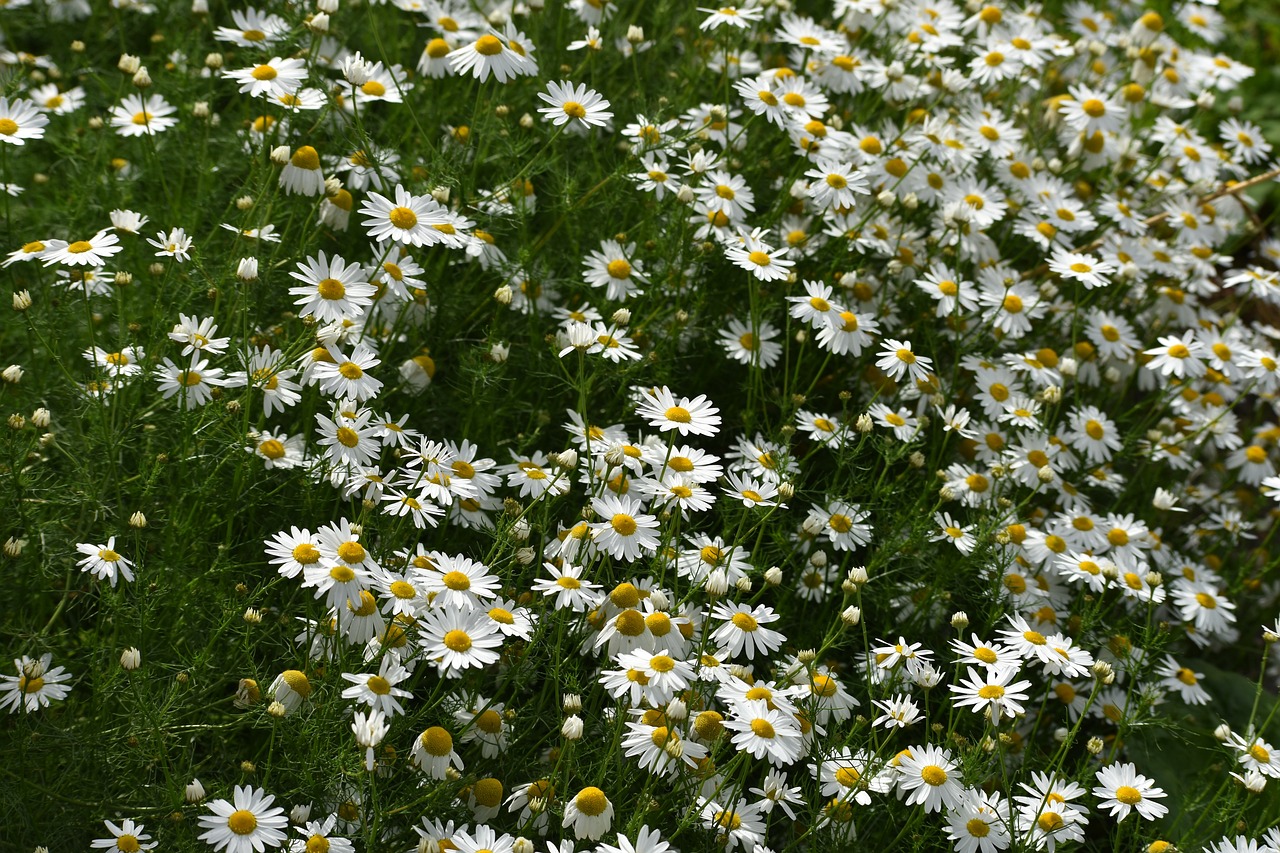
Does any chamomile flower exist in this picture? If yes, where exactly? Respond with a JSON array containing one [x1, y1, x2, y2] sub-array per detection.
[[710, 601, 786, 659], [419, 607, 502, 676], [197, 785, 289, 853], [289, 252, 376, 323], [448, 32, 532, 83], [876, 339, 934, 384], [949, 666, 1033, 723], [42, 230, 122, 267], [563, 787, 614, 841], [897, 744, 964, 813], [1048, 250, 1116, 289], [637, 386, 721, 437], [92, 818, 158, 852], [724, 228, 794, 282], [537, 80, 613, 129], [0, 96, 49, 145], [224, 57, 307, 98], [1092, 763, 1168, 822], [340, 655, 412, 717], [724, 698, 803, 765], [110, 93, 177, 137], [0, 654, 72, 714], [359, 185, 450, 248], [590, 494, 660, 562]]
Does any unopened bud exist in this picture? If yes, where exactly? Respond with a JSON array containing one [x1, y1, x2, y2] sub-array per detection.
[[132, 66, 152, 88], [1037, 465, 1054, 483], [951, 611, 969, 630], [561, 714, 583, 740], [855, 413, 873, 433], [118, 54, 141, 74], [269, 146, 291, 166], [205, 52, 224, 70], [308, 11, 330, 32], [764, 566, 782, 586], [244, 607, 263, 624], [1086, 736, 1104, 755], [1214, 723, 1233, 742], [237, 258, 259, 282], [515, 547, 536, 566], [563, 693, 582, 713], [841, 605, 861, 626], [494, 285, 513, 305], [1092, 661, 1115, 684], [31, 408, 50, 428], [185, 779, 206, 803], [626, 24, 645, 44], [2, 364, 23, 384], [611, 308, 631, 326], [129, 510, 148, 529], [267, 701, 288, 718], [13, 290, 32, 311], [120, 647, 141, 670]]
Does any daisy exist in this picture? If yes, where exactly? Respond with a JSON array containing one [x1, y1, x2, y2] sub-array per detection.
[[724, 228, 794, 282], [872, 694, 923, 729], [1143, 331, 1208, 380], [411, 726, 463, 780], [418, 607, 502, 676], [265, 528, 321, 580], [110, 93, 177, 137], [582, 239, 647, 301], [1059, 86, 1126, 134], [719, 318, 782, 368], [698, 4, 763, 29], [0, 96, 49, 145], [0, 654, 72, 714], [280, 146, 326, 197], [287, 816, 353, 853], [805, 158, 869, 209], [197, 785, 289, 853], [949, 666, 1032, 723], [224, 57, 307, 98], [1155, 655, 1210, 705], [92, 818, 158, 852], [76, 536, 135, 587], [710, 601, 786, 659], [1092, 763, 1168, 822], [637, 386, 721, 437], [698, 798, 766, 852], [946, 792, 1010, 853], [591, 494, 659, 562], [289, 252, 376, 323], [423, 553, 501, 610], [563, 787, 614, 841], [155, 356, 224, 410], [537, 80, 613, 129], [723, 471, 781, 508], [931, 512, 977, 554], [247, 430, 305, 470], [598, 826, 675, 853], [148, 227, 193, 263], [41, 230, 122, 267], [214, 7, 288, 46], [312, 344, 383, 402], [897, 744, 963, 813], [340, 656, 412, 717], [612, 648, 695, 705], [532, 562, 602, 611], [1048, 250, 1116, 289], [315, 409, 381, 469], [448, 32, 531, 83], [876, 339, 933, 384], [723, 698, 803, 765], [359, 185, 451, 248], [786, 282, 838, 327]]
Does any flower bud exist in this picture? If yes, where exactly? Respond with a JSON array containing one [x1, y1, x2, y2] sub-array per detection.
[[764, 566, 782, 586], [132, 66, 152, 89], [267, 701, 288, 718], [244, 608, 263, 624], [269, 145, 291, 166], [841, 606, 861, 626], [515, 547, 536, 566], [30, 407, 50, 428], [950, 611, 969, 630], [129, 510, 147, 529], [185, 779, 206, 802], [553, 449, 578, 469], [512, 839, 534, 853], [1214, 723, 1233, 742], [611, 308, 631, 326], [489, 342, 510, 363], [290, 804, 312, 825], [493, 285, 513, 304], [563, 693, 582, 713], [118, 54, 141, 74], [848, 566, 868, 586], [317, 0, 339, 11], [13, 290, 32, 311], [1086, 736, 1104, 755], [855, 413, 873, 433], [561, 714, 583, 740], [2, 364, 23, 384], [237, 257, 259, 281], [626, 24, 645, 44], [1092, 661, 1115, 684], [120, 647, 141, 670], [308, 11, 329, 32]]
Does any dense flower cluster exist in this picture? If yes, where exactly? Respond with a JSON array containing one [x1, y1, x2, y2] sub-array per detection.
[[4, 0, 1280, 851]]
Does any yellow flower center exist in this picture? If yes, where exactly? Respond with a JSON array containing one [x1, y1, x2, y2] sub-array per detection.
[[0, 118, 18, 135], [131, 111, 153, 125], [443, 629, 472, 652], [611, 513, 637, 536], [607, 259, 632, 279], [442, 570, 471, 591], [305, 835, 330, 853], [750, 718, 776, 738], [475, 35, 504, 56], [336, 427, 360, 448], [650, 654, 676, 673], [361, 80, 387, 97], [562, 101, 587, 119], [258, 439, 286, 460], [251, 64, 277, 80], [747, 250, 771, 266], [978, 685, 1005, 699], [921, 765, 948, 786], [575, 787, 608, 816], [367, 675, 392, 695], [731, 612, 759, 631], [389, 207, 419, 230], [421, 726, 453, 756], [227, 810, 258, 835], [1115, 785, 1143, 805], [967, 818, 990, 838]]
